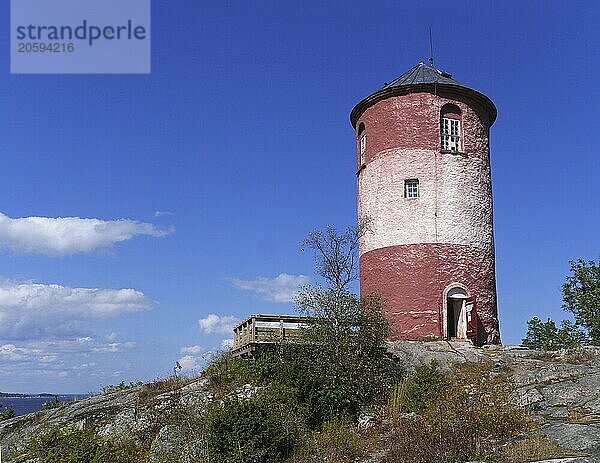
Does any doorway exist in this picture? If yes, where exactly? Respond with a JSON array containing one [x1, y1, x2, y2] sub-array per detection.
[[446, 287, 468, 339]]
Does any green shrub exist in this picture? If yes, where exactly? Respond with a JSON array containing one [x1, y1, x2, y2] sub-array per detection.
[[42, 396, 64, 410], [291, 293, 400, 428], [205, 387, 299, 463], [385, 362, 528, 463], [102, 381, 144, 394], [28, 425, 148, 463], [393, 360, 447, 414], [0, 401, 15, 421], [313, 417, 364, 461], [205, 330, 400, 430], [31, 426, 103, 463]]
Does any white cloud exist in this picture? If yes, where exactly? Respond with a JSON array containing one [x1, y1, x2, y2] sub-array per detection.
[[92, 342, 137, 353], [0, 337, 137, 376], [0, 344, 34, 361], [198, 314, 239, 335], [177, 355, 201, 372], [180, 345, 204, 355], [230, 273, 310, 303], [154, 211, 173, 218], [0, 279, 152, 340], [0, 337, 137, 368], [0, 212, 171, 256]]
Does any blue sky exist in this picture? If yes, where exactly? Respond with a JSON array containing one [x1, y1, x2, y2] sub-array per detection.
[[0, 1, 598, 393]]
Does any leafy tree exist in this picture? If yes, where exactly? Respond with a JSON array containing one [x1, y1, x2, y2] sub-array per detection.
[[522, 317, 586, 350], [202, 222, 399, 443], [295, 222, 399, 426], [523, 258, 599, 349], [301, 223, 362, 295], [562, 258, 600, 344]]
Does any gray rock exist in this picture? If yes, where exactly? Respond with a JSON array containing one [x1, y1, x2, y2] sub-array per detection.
[[513, 386, 544, 407], [150, 424, 184, 462], [386, 340, 485, 373], [541, 423, 600, 453]]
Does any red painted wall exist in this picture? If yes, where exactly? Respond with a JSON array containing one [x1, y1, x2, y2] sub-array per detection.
[[355, 92, 491, 169], [360, 244, 498, 344]]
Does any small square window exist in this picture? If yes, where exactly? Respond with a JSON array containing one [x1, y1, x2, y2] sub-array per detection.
[[405, 179, 419, 198]]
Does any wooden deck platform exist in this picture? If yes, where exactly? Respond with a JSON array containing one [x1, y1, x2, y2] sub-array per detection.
[[231, 314, 311, 358]]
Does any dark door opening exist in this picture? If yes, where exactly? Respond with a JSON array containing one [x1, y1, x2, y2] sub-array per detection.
[[447, 296, 457, 338], [446, 287, 468, 339]]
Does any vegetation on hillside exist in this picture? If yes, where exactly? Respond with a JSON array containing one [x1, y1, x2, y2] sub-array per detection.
[[17, 357, 570, 463], [9, 226, 583, 462], [384, 361, 529, 463]]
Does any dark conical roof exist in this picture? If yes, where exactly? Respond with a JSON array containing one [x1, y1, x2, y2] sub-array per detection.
[[382, 61, 465, 88], [350, 61, 497, 127]]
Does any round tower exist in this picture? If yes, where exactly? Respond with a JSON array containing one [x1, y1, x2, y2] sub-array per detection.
[[351, 62, 500, 345]]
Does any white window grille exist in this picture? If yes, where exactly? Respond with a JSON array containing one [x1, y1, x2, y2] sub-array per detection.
[[441, 117, 461, 151], [405, 179, 419, 198], [360, 135, 366, 165]]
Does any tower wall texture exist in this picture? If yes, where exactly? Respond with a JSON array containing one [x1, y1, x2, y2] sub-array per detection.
[[355, 91, 500, 344]]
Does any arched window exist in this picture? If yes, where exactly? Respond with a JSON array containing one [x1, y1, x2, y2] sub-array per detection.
[[357, 123, 366, 166], [440, 104, 462, 152]]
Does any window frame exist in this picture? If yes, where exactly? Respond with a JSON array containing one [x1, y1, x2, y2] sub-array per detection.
[[404, 179, 419, 199], [360, 134, 366, 165], [357, 122, 366, 169], [441, 116, 461, 152]]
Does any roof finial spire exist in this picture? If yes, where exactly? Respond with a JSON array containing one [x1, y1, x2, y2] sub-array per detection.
[[428, 27, 434, 67]]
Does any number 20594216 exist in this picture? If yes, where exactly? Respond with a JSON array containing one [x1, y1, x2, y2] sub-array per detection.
[[18, 42, 75, 52]]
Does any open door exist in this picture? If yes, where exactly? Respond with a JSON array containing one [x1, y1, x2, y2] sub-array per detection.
[[465, 296, 478, 342]]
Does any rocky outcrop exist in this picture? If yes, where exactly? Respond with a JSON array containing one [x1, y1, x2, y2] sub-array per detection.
[[388, 341, 600, 461], [0, 377, 213, 462], [1, 343, 599, 462]]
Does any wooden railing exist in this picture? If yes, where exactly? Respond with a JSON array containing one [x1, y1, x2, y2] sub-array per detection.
[[231, 314, 310, 357]]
